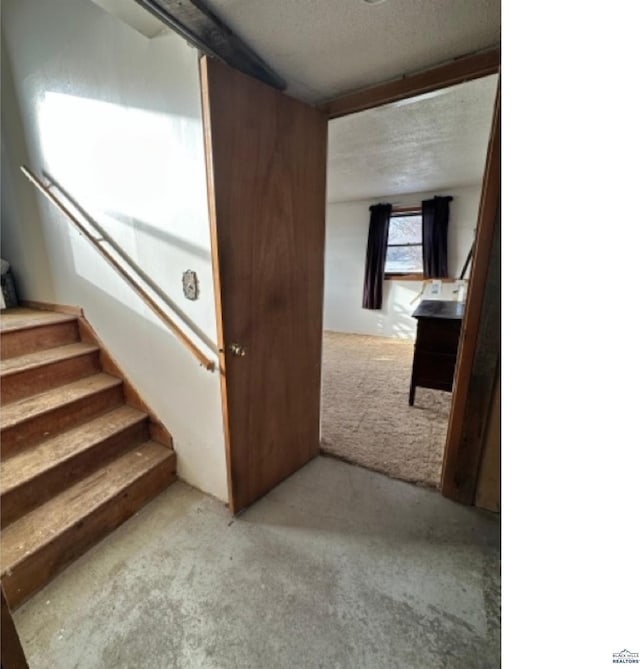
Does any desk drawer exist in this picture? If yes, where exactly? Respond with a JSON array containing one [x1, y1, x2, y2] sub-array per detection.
[[415, 319, 461, 355], [412, 351, 457, 391]]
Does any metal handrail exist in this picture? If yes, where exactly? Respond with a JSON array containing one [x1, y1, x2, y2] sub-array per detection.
[[21, 165, 216, 371]]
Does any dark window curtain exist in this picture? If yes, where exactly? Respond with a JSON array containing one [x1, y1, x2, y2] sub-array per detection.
[[422, 196, 453, 278], [362, 203, 392, 310]]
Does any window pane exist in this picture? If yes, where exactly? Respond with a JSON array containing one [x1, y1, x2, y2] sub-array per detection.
[[385, 245, 423, 274], [388, 215, 422, 245]]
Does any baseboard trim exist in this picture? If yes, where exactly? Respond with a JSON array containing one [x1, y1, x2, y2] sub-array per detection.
[[77, 317, 174, 450], [21, 300, 84, 316]]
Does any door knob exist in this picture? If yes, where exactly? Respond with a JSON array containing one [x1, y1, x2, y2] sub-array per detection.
[[228, 342, 247, 357]]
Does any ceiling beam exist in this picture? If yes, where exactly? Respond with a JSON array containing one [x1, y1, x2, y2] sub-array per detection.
[[133, 0, 286, 91], [320, 47, 500, 119]]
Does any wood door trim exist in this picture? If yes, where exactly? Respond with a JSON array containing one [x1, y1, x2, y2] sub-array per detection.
[[320, 47, 500, 119], [77, 317, 173, 449], [440, 83, 501, 503], [199, 55, 236, 514]]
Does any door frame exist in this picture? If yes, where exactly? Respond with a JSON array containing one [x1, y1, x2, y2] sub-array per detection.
[[441, 89, 500, 503], [322, 49, 501, 505], [199, 55, 236, 511], [200, 48, 501, 511]]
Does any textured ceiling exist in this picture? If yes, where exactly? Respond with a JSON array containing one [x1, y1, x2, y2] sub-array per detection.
[[199, 0, 500, 103], [327, 74, 498, 203]]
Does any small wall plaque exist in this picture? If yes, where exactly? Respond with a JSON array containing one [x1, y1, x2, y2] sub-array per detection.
[[182, 270, 199, 300]]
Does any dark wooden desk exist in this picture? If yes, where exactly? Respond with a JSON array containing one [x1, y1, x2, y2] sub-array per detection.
[[409, 300, 464, 404]]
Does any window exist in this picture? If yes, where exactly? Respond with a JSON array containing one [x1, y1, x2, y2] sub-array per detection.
[[384, 214, 422, 276]]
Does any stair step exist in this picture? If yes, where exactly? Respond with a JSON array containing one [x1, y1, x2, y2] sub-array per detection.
[[0, 342, 101, 404], [0, 442, 176, 608], [0, 342, 99, 374], [0, 313, 80, 359], [1, 406, 149, 528], [1, 374, 124, 458], [0, 308, 77, 333]]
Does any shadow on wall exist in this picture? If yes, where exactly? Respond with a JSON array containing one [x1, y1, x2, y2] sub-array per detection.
[[106, 210, 216, 352], [105, 210, 211, 261], [20, 85, 217, 354], [42, 171, 217, 353], [377, 281, 420, 339], [390, 297, 417, 338], [0, 37, 55, 298], [342, 280, 419, 340]]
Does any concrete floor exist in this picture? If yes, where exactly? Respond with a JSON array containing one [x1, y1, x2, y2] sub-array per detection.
[[14, 456, 500, 669]]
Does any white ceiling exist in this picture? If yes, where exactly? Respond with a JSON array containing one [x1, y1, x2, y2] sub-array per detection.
[[327, 73, 498, 203], [90, 0, 167, 38], [200, 0, 500, 103]]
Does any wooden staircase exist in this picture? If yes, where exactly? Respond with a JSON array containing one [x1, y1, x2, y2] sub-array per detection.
[[0, 307, 176, 608]]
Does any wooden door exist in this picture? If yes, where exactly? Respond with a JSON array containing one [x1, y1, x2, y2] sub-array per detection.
[[200, 57, 328, 514]]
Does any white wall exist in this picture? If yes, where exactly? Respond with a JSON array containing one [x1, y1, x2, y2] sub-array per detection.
[[324, 186, 481, 339], [1, 0, 228, 502]]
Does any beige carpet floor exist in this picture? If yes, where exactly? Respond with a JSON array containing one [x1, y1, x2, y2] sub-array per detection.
[[320, 331, 452, 489]]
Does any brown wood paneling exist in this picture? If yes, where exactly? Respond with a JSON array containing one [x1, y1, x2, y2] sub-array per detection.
[[201, 57, 328, 513], [475, 370, 501, 512], [441, 84, 501, 503], [321, 48, 500, 119]]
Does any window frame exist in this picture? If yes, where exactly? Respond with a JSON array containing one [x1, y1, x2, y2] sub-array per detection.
[[384, 210, 424, 280]]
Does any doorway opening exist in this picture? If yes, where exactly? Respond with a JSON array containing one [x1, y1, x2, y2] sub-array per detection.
[[320, 73, 499, 490]]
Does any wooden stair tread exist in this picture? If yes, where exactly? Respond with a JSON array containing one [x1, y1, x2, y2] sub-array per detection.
[[0, 374, 121, 431], [0, 342, 99, 376], [0, 308, 77, 334], [0, 406, 147, 494], [0, 442, 174, 574], [0, 306, 176, 607]]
